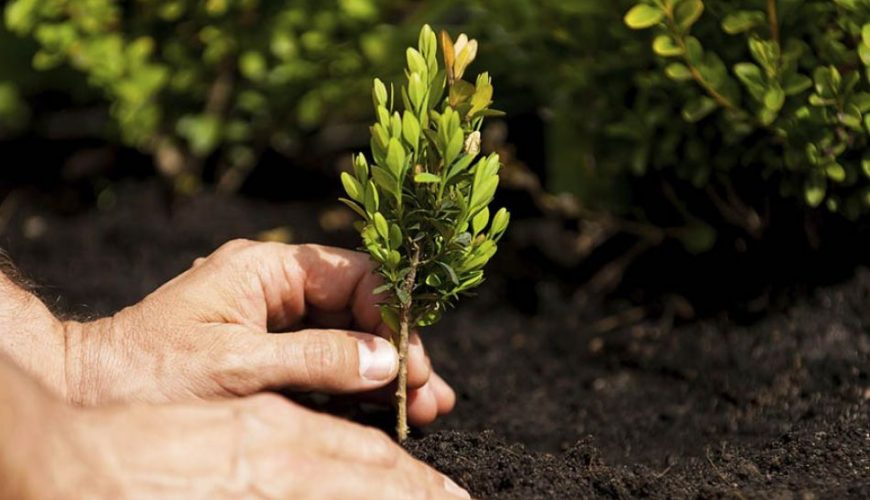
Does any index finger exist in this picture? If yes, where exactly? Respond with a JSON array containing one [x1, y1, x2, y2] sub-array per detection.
[[265, 243, 385, 332]]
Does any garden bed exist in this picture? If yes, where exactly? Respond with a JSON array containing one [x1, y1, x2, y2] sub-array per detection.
[[4, 180, 868, 499]]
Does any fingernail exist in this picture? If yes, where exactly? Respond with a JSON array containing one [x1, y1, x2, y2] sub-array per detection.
[[443, 475, 470, 499], [357, 337, 397, 382]]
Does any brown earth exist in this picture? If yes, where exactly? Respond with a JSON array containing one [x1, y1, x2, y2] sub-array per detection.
[[4, 181, 868, 499]]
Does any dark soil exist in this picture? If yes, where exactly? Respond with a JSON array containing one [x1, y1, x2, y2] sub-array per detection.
[[3, 181, 868, 499]]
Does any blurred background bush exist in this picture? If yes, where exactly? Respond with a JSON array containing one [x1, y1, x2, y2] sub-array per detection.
[[1, 0, 869, 306]]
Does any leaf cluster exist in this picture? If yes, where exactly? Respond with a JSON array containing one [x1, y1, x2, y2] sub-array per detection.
[[466, 0, 870, 251], [624, 0, 870, 216], [4, 0, 419, 186], [341, 25, 509, 330]]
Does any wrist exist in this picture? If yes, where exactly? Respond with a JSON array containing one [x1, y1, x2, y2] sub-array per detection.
[[61, 316, 117, 406], [0, 277, 69, 398]]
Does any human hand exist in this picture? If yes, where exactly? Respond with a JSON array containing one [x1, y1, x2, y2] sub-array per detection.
[[64, 241, 454, 426], [0, 357, 469, 499]]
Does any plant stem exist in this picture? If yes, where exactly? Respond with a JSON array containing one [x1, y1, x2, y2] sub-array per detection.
[[767, 0, 780, 45], [395, 244, 421, 443]]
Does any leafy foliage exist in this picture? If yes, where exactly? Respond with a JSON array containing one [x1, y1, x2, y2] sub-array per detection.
[[470, 0, 870, 250], [625, 0, 869, 216], [341, 25, 509, 332], [3, 0, 424, 189]]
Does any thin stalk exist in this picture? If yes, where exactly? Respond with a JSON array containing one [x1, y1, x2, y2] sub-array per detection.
[[394, 244, 421, 443], [670, 33, 737, 111], [767, 0, 780, 45]]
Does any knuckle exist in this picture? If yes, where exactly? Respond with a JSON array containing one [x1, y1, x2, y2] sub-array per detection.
[[215, 238, 256, 259], [206, 340, 259, 397]]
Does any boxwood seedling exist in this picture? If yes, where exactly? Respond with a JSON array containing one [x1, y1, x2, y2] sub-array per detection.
[[340, 25, 509, 442]]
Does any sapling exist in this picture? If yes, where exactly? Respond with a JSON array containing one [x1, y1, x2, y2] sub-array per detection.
[[340, 25, 509, 442]]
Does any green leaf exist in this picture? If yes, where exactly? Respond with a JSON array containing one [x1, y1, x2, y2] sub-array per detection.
[[764, 85, 785, 112], [446, 154, 476, 184], [469, 83, 494, 116], [471, 176, 499, 211], [406, 48, 427, 76], [721, 10, 766, 34], [472, 207, 490, 235], [448, 79, 475, 107], [454, 271, 485, 292], [665, 63, 693, 81], [408, 72, 425, 110], [239, 51, 266, 81], [363, 180, 379, 214], [684, 36, 704, 64], [176, 114, 221, 156], [804, 174, 826, 207], [372, 78, 388, 107], [425, 273, 442, 287], [380, 306, 399, 333], [389, 224, 402, 250], [437, 261, 460, 285], [624, 4, 664, 29], [402, 111, 420, 148], [813, 66, 840, 98], [376, 106, 390, 127], [653, 35, 684, 57], [387, 250, 401, 268], [674, 0, 704, 32], [489, 208, 510, 238], [859, 42, 870, 66], [353, 154, 369, 182], [385, 138, 406, 178], [339, 198, 367, 220], [783, 73, 812, 95], [445, 131, 464, 166], [733, 62, 765, 101], [416, 309, 442, 327], [396, 288, 411, 305], [414, 172, 441, 183], [341, 172, 363, 202], [371, 166, 399, 200], [825, 162, 846, 182], [373, 212, 389, 240], [682, 96, 717, 122]]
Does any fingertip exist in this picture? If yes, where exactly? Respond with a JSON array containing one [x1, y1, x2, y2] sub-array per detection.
[[355, 333, 399, 384], [407, 383, 439, 427], [430, 373, 456, 415]]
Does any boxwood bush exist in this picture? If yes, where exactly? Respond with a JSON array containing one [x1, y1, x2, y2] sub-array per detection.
[[4, 0, 450, 191], [470, 0, 870, 251]]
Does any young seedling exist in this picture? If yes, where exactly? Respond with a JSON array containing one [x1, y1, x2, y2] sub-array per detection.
[[340, 25, 509, 442]]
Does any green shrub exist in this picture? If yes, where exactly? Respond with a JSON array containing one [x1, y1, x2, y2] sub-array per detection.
[[343, 25, 508, 441], [4, 0, 445, 191], [471, 0, 870, 250]]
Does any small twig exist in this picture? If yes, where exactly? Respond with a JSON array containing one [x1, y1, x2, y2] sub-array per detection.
[[767, 0, 780, 45], [395, 243, 421, 443], [590, 306, 647, 334], [654, 463, 674, 479], [705, 446, 729, 483]]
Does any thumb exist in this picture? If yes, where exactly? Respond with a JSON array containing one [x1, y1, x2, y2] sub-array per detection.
[[236, 329, 400, 393]]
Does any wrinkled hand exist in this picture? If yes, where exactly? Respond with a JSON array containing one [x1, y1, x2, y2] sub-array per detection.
[[2, 358, 469, 499], [64, 241, 454, 426]]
